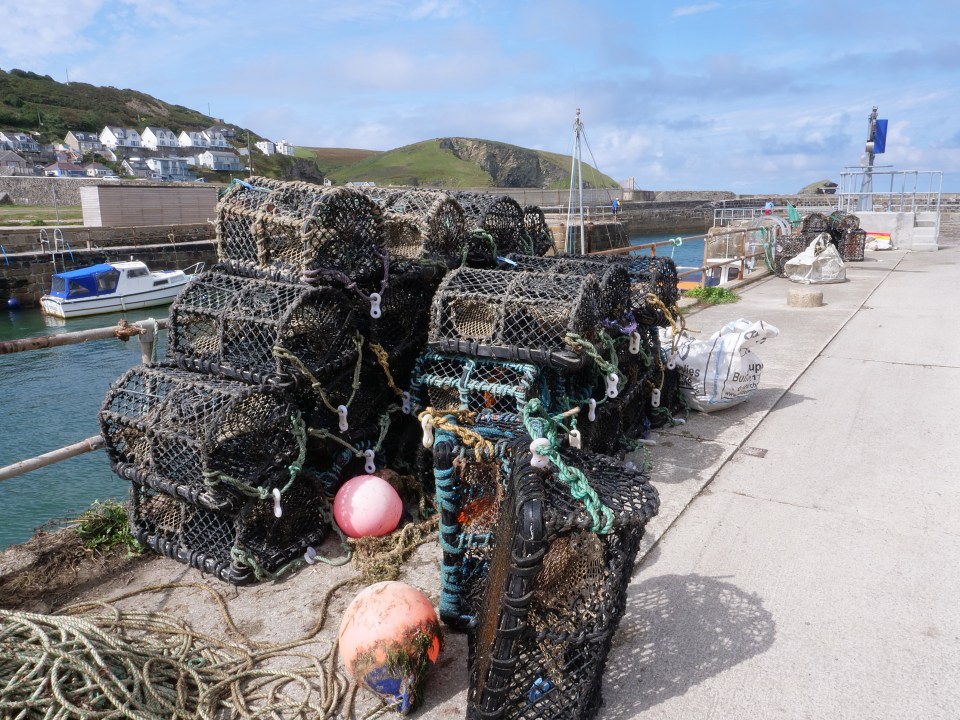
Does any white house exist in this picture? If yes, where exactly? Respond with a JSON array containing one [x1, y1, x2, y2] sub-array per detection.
[[201, 128, 230, 149], [198, 150, 243, 171], [141, 127, 178, 150], [100, 126, 142, 150], [255, 140, 276, 155], [0, 131, 41, 153], [146, 156, 192, 181], [83, 162, 112, 177], [178, 130, 210, 149], [276, 139, 294, 156]]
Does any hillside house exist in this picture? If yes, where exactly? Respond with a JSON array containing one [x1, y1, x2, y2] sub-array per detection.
[[178, 130, 209, 149], [255, 140, 276, 155], [141, 127, 178, 150], [202, 128, 230, 149], [0, 150, 28, 175], [84, 162, 113, 177], [44, 161, 86, 177], [0, 132, 41, 153], [198, 150, 243, 172], [64, 130, 104, 155], [206, 124, 236, 141], [146, 156, 192, 181], [100, 126, 142, 150], [276, 139, 294, 156], [120, 157, 153, 178]]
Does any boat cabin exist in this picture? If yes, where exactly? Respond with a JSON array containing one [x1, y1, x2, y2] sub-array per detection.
[[48, 261, 159, 300]]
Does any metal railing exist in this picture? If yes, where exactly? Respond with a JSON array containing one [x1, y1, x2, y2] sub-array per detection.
[[837, 168, 943, 214]]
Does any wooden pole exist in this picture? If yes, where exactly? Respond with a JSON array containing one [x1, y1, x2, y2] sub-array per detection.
[[0, 435, 105, 483]]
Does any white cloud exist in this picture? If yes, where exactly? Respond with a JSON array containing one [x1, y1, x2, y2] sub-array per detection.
[[0, 0, 103, 65], [672, 3, 721, 18]]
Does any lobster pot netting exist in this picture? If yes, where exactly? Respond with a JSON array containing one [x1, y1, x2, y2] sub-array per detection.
[[523, 206, 556, 257], [99, 365, 303, 512], [800, 212, 829, 235], [167, 267, 360, 387], [840, 228, 866, 262], [217, 177, 386, 281], [452, 193, 532, 257], [369, 189, 468, 266], [468, 448, 660, 720], [774, 232, 820, 276], [590, 255, 681, 323], [128, 471, 326, 586], [431, 415, 536, 630], [411, 352, 587, 417], [364, 264, 446, 391], [428, 268, 603, 370], [501, 254, 632, 323]]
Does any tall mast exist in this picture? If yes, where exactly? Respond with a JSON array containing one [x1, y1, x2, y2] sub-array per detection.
[[565, 109, 587, 254], [860, 105, 878, 211]]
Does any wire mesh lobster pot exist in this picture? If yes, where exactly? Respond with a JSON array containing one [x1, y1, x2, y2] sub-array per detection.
[[523, 206, 556, 257], [468, 447, 660, 720], [839, 228, 866, 261], [800, 212, 829, 235], [452, 193, 531, 257], [501, 254, 631, 323], [363, 262, 446, 392], [576, 380, 646, 458], [216, 177, 386, 281], [591, 255, 681, 323], [167, 266, 360, 387], [99, 364, 304, 512], [127, 471, 327, 585], [431, 413, 537, 630], [410, 352, 589, 417], [369, 189, 468, 266], [774, 233, 815, 276], [428, 268, 603, 370]]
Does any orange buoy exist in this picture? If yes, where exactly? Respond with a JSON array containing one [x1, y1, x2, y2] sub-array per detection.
[[338, 581, 442, 714]]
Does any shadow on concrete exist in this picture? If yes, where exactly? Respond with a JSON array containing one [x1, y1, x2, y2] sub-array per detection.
[[600, 573, 776, 718]]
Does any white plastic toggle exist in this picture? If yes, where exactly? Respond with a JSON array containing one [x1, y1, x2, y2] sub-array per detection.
[[667, 353, 677, 370], [651, 388, 661, 407], [569, 428, 582, 449], [337, 404, 349, 432], [530, 438, 552, 469], [629, 331, 642, 355], [606, 373, 620, 399], [272, 487, 283, 518], [304, 546, 317, 565], [401, 391, 411, 415], [421, 414, 435, 448], [363, 448, 376, 474], [588, 398, 597, 422], [369, 292, 382, 319]]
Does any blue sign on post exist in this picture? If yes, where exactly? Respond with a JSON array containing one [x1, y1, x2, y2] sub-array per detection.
[[874, 119, 888, 154]]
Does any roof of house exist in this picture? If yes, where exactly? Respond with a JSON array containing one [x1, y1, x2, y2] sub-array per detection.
[[202, 150, 240, 159], [143, 126, 175, 135], [84, 162, 110, 171], [122, 158, 149, 169], [0, 150, 26, 163], [68, 131, 100, 141], [46, 162, 85, 171]]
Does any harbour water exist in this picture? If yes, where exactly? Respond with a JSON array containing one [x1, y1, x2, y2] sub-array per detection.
[[0, 232, 706, 551], [0, 306, 169, 550]]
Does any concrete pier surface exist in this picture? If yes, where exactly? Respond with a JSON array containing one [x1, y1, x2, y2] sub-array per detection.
[[600, 234, 960, 719], [3, 234, 957, 719]]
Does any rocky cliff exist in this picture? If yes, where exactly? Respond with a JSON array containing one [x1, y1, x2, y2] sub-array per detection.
[[438, 138, 569, 188]]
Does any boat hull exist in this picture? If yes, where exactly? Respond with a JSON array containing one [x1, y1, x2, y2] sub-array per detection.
[[40, 280, 190, 318]]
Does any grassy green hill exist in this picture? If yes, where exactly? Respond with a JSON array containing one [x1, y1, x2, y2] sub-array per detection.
[[1, 68, 618, 189]]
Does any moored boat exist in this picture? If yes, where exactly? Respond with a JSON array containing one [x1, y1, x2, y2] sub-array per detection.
[[40, 260, 203, 319]]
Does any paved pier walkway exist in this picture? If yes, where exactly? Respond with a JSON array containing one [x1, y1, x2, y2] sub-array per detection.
[[600, 238, 960, 719]]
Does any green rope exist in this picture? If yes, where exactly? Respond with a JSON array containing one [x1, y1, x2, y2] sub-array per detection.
[[521, 399, 614, 534], [565, 330, 626, 389], [274, 332, 365, 414], [307, 405, 399, 459], [203, 411, 307, 500]]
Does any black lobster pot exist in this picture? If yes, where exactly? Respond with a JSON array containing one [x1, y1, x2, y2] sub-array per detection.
[[468, 447, 659, 720]]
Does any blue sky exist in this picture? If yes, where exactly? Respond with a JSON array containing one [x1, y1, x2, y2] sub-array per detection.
[[2, 0, 958, 193]]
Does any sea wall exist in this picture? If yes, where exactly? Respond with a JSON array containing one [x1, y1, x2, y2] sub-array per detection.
[[0, 176, 182, 207]]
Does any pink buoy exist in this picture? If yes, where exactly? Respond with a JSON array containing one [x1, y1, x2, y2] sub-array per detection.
[[333, 474, 403, 538], [339, 581, 442, 715]]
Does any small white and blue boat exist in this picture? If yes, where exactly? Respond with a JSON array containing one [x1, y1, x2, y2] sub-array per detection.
[[40, 260, 203, 318]]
